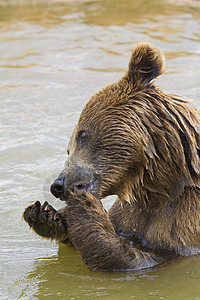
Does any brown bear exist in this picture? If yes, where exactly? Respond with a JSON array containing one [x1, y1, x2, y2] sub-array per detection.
[[23, 42, 200, 271]]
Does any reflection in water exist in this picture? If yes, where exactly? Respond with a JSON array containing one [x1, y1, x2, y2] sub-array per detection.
[[23, 245, 200, 299], [0, 0, 200, 299]]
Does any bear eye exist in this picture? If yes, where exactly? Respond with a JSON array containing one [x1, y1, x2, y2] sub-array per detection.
[[77, 130, 89, 144]]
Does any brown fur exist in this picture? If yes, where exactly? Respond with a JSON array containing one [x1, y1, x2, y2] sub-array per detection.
[[23, 42, 200, 271]]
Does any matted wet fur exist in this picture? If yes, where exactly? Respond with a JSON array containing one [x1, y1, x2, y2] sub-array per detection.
[[23, 42, 200, 271]]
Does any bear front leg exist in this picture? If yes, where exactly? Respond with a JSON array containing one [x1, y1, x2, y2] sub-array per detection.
[[23, 201, 70, 244], [65, 192, 159, 271]]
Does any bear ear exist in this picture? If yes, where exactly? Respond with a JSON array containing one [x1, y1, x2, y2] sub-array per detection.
[[127, 42, 165, 85]]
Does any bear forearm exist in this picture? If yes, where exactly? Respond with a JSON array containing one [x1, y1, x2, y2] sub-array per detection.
[[68, 225, 158, 271], [64, 192, 158, 271]]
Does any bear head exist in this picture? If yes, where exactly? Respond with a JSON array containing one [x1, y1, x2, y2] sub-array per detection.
[[51, 42, 198, 205]]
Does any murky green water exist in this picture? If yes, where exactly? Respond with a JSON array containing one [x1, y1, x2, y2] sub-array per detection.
[[1, 0, 200, 299]]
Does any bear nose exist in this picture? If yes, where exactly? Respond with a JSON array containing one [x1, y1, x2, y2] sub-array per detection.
[[50, 176, 65, 198]]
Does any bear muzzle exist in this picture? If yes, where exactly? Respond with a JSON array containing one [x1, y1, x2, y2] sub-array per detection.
[[50, 166, 99, 201]]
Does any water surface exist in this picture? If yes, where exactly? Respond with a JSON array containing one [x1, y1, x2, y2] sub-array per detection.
[[1, 0, 200, 299]]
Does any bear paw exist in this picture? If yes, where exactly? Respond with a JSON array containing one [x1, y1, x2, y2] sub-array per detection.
[[23, 201, 68, 242]]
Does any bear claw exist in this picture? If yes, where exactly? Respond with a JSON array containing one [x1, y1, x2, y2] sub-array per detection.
[[23, 201, 68, 240]]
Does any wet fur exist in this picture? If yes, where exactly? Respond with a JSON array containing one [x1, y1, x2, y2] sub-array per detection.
[[23, 42, 200, 270]]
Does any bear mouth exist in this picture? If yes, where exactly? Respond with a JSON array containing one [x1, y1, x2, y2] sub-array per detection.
[[58, 179, 98, 201], [72, 179, 96, 194]]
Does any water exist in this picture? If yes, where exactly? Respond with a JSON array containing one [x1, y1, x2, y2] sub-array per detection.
[[0, 0, 200, 299]]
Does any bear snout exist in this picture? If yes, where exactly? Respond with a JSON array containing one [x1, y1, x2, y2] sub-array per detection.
[[51, 165, 99, 201]]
